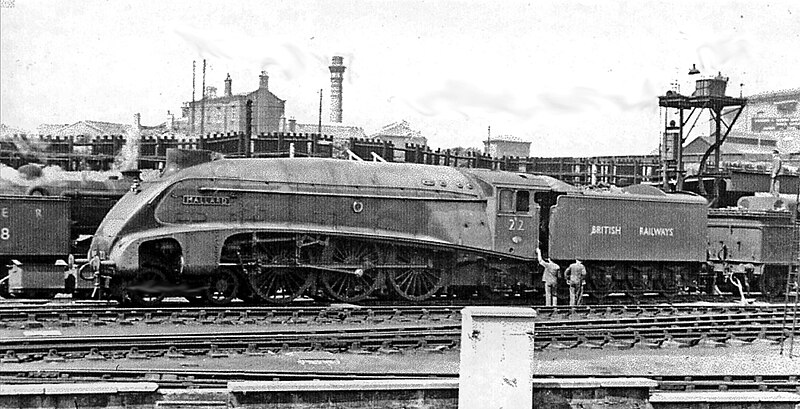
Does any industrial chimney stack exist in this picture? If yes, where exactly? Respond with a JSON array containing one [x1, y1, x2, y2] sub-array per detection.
[[329, 56, 346, 123], [224, 73, 232, 97]]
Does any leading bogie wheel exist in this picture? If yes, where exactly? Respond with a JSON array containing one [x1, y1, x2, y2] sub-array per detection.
[[206, 268, 240, 305], [126, 267, 167, 307]]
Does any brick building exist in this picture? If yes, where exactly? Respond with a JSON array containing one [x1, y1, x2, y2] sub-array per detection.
[[483, 136, 531, 158], [708, 88, 800, 154], [182, 72, 286, 135], [286, 119, 366, 141], [369, 120, 427, 147]]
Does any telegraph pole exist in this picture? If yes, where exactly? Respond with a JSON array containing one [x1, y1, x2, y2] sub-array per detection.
[[199, 59, 207, 147], [317, 88, 323, 136], [190, 61, 196, 136]]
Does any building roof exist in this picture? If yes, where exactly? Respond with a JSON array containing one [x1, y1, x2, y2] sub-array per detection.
[[187, 89, 285, 106], [747, 88, 800, 102], [36, 123, 70, 135], [485, 135, 530, 145], [190, 92, 250, 105], [292, 123, 366, 140], [684, 135, 780, 155], [52, 120, 133, 136], [370, 120, 422, 138], [0, 124, 29, 137]]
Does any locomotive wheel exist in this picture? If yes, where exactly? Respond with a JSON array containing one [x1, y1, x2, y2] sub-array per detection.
[[319, 240, 380, 302], [477, 285, 506, 301], [126, 267, 167, 307], [205, 269, 240, 305], [0, 274, 9, 299], [588, 266, 613, 304], [321, 271, 380, 302], [659, 265, 679, 300], [758, 271, 786, 301], [388, 268, 443, 301], [387, 248, 443, 301], [626, 265, 647, 301], [248, 267, 314, 304]]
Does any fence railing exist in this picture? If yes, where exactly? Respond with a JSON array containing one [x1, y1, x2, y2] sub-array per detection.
[[0, 133, 791, 187]]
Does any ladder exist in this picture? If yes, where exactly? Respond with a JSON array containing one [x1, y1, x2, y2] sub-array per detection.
[[780, 206, 800, 357]]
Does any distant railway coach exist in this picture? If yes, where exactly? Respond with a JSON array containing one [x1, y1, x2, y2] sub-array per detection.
[[0, 195, 80, 297], [0, 195, 70, 257]]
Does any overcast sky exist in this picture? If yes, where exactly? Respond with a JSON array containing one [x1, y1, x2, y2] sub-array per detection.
[[1, 1, 798, 156]]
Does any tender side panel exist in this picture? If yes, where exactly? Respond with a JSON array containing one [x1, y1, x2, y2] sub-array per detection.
[[548, 194, 707, 262], [0, 195, 70, 256]]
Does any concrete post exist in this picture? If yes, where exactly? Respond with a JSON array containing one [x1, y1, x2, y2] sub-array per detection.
[[458, 307, 537, 409]]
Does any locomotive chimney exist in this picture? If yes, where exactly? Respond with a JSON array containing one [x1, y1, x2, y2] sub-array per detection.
[[329, 56, 346, 123], [162, 148, 217, 177], [121, 168, 142, 188]]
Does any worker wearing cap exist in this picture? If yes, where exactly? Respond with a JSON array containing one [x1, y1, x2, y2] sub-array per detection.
[[536, 248, 560, 306], [770, 150, 782, 196], [564, 259, 587, 306]]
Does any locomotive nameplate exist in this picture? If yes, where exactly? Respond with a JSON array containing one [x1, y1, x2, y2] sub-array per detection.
[[182, 195, 230, 206]]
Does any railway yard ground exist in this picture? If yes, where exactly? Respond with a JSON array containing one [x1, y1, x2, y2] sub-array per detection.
[[0, 298, 799, 408]]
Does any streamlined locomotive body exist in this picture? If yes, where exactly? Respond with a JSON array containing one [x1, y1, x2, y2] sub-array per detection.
[[87, 156, 714, 305]]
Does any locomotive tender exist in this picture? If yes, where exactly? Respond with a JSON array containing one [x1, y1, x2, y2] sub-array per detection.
[[706, 195, 798, 299], [86, 155, 711, 305]]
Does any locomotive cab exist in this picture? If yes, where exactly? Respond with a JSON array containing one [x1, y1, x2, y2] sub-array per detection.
[[494, 187, 539, 257]]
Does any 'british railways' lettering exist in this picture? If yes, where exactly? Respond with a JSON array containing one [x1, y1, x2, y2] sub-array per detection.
[[182, 195, 230, 206], [590, 225, 676, 237], [590, 225, 621, 235], [639, 227, 674, 236]]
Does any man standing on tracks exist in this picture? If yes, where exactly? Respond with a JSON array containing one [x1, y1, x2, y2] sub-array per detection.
[[770, 149, 782, 196], [564, 259, 587, 306], [536, 248, 560, 306]]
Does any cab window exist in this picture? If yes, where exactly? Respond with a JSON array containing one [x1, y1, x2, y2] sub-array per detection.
[[516, 191, 530, 213], [499, 189, 514, 213]]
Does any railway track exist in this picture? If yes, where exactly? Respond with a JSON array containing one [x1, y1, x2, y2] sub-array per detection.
[[0, 305, 460, 328], [0, 302, 794, 326], [0, 325, 459, 361], [535, 306, 797, 349], [0, 308, 795, 362], [0, 369, 796, 393]]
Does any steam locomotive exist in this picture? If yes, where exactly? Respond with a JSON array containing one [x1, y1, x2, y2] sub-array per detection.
[[3, 152, 795, 305], [80, 152, 742, 306]]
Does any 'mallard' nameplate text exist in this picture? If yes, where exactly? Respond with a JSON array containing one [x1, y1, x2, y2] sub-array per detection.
[[182, 195, 230, 206]]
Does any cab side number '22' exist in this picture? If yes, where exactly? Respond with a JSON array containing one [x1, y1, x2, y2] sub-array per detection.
[[508, 218, 525, 231]]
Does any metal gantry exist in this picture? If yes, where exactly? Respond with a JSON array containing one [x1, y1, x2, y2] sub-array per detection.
[[658, 75, 747, 202]]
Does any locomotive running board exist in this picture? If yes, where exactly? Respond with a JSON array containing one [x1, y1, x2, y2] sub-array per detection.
[[219, 262, 431, 276], [298, 263, 432, 276]]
